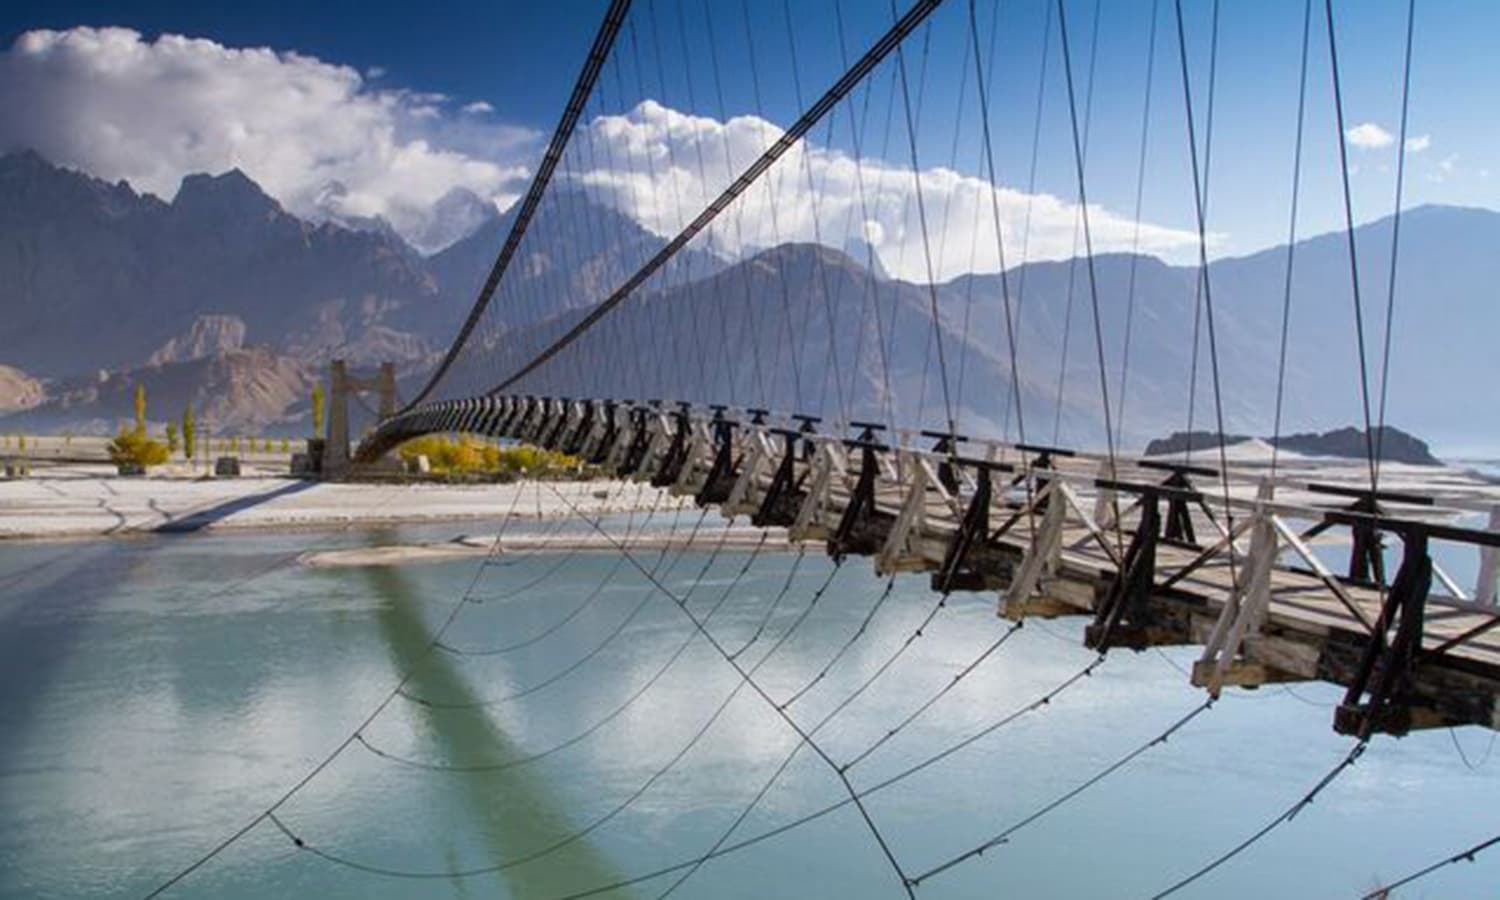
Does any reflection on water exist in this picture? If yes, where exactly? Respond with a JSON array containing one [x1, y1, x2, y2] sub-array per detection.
[[0, 520, 1497, 899], [359, 557, 623, 895]]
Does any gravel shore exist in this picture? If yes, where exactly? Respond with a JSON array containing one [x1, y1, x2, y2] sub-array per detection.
[[0, 464, 684, 540]]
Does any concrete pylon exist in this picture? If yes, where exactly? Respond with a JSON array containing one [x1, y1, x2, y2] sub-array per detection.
[[378, 361, 396, 419], [322, 359, 398, 479], [324, 360, 352, 478]]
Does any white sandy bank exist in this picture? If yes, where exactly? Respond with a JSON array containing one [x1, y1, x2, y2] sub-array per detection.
[[0, 464, 679, 540]]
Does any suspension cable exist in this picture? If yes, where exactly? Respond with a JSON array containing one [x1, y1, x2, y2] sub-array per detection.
[[1171, 0, 1240, 588], [137, 509, 522, 898], [490, 0, 946, 396], [1147, 740, 1368, 898], [1362, 831, 1500, 898], [545, 482, 920, 897], [1372, 0, 1417, 484], [403, 0, 631, 412], [1113, 0, 1161, 448], [909, 697, 1215, 886], [1323, 0, 1381, 493], [1269, 0, 1314, 480]]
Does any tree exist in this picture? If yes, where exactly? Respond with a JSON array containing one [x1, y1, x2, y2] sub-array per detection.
[[165, 422, 179, 454], [17, 434, 25, 453], [182, 407, 196, 459], [133, 384, 147, 437], [311, 383, 326, 437], [108, 427, 168, 467], [280, 437, 290, 453]]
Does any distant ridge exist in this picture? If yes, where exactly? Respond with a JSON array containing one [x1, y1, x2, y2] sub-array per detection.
[[1, 149, 1496, 449], [1144, 426, 1442, 466]]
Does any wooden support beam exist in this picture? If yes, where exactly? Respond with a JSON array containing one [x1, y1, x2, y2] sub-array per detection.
[[1000, 589, 1088, 621]]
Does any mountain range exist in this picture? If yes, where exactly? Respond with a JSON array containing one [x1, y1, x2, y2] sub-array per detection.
[[0, 151, 718, 433], [0, 150, 1494, 455]]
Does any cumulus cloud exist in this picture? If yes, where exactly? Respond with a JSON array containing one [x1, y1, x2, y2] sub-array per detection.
[[0, 27, 538, 252], [0, 29, 1198, 274], [567, 101, 1199, 281], [1404, 134, 1430, 153], [1345, 122, 1395, 150]]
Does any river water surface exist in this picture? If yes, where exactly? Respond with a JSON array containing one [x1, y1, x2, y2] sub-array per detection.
[[1, 511, 1496, 899]]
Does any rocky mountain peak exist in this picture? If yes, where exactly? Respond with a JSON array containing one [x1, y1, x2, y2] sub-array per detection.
[[172, 168, 283, 221], [0, 364, 45, 413], [147, 315, 248, 367]]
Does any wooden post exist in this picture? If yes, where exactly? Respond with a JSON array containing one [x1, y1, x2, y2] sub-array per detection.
[[1194, 480, 1280, 694], [1093, 459, 1118, 530], [1001, 480, 1066, 618], [1477, 504, 1500, 606]]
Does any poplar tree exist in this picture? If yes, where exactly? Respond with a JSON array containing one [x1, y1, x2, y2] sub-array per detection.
[[133, 384, 147, 437], [311, 383, 326, 437], [182, 407, 196, 459]]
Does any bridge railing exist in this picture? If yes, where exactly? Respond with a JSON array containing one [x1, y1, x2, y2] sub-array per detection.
[[361, 393, 1500, 615]]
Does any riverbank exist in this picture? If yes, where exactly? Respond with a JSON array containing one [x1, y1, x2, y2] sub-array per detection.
[[0, 464, 680, 540]]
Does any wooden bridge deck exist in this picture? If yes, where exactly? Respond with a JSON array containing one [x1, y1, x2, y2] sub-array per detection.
[[360, 394, 1500, 736]]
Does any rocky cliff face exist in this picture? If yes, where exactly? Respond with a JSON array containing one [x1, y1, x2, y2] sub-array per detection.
[[0, 150, 442, 379], [147, 315, 248, 366], [5, 347, 317, 435], [0, 365, 44, 413]]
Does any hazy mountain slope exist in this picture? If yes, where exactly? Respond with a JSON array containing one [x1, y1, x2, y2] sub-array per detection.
[[931, 206, 1500, 449], [6, 347, 318, 435], [426, 186, 724, 330], [0, 149, 1493, 452], [492, 242, 1064, 438], [0, 150, 441, 377], [497, 207, 1498, 453]]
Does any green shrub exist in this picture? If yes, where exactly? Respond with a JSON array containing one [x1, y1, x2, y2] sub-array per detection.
[[108, 427, 170, 467], [396, 436, 580, 476]]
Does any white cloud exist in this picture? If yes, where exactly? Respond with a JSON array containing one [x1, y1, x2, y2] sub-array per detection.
[[0, 29, 1199, 274], [1346, 122, 1395, 150], [568, 101, 1200, 281], [1425, 153, 1460, 183], [1404, 134, 1431, 153], [0, 27, 539, 252]]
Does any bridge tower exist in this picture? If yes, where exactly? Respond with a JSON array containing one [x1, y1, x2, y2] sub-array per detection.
[[323, 360, 397, 478]]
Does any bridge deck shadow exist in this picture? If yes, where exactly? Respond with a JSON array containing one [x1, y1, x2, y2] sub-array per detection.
[[154, 479, 319, 534]]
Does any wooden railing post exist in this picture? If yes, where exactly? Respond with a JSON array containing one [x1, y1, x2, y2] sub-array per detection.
[[1477, 504, 1500, 606]]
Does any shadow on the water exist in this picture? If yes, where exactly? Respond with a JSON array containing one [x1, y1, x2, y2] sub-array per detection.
[[361, 558, 625, 897], [0, 543, 123, 775]]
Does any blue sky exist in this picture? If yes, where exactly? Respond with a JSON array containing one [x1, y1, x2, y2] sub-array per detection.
[[2, 0, 1494, 262]]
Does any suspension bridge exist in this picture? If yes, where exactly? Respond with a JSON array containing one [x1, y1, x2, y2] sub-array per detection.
[[145, 0, 1500, 896]]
